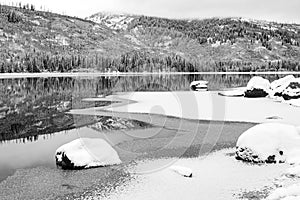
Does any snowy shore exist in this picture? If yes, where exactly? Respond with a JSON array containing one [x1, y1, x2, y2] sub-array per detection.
[[65, 90, 300, 199], [98, 91, 300, 126]]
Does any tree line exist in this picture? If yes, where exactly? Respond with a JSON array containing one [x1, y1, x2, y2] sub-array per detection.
[[130, 17, 300, 50]]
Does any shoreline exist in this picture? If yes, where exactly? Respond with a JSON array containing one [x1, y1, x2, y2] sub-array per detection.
[[0, 71, 299, 79], [0, 112, 255, 199], [0, 113, 253, 199]]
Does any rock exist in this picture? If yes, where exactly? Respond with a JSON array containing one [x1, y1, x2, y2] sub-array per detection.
[[190, 81, 208, 91], [270, 75, 295, 98], [55, 138, 121, 170], [244, 89, 269, 98], [282, 79, 300, 100], [218, 89, 245, 97], [244, 76, 271, 98], [236, 123, 300, 164], [169, 166, 193, 178]]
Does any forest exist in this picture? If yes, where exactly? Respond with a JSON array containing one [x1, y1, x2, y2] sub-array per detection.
[[0, 3, 300, 73]]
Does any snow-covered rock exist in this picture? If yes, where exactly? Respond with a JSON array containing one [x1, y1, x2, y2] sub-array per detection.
[[169, 166, 193, 178], [282, 78, 300, 100], [244, 76, 271, 98], [236, 123, 300, 163], [270, 75, 295, 98], [218, 89, 245, 97], [55, 138, 121, 169], [190, 81, 208, 91]]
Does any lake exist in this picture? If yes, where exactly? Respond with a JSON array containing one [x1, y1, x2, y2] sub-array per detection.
[[0, 73, 297, 199]]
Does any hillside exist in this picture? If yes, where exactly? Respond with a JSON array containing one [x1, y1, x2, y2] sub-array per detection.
[[87, 13, 300, 72], [1, 4, 300, 72]]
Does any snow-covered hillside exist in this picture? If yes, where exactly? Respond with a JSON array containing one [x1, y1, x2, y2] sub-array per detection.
[[86, 12, 135, 30]]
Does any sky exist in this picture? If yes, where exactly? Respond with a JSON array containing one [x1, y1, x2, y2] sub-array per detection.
[[2, 0, 300, 23]]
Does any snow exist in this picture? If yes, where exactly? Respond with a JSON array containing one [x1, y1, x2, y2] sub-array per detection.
[[285, 166, 300, 177], [169, 166, 193, 178], [236, 123, 300, 163], [190, 80, 208, 87], [285, 99, 300, 107], [218, 89, 245, 97], [266, 161, 300, 200], [235, 123, 300, 200], [55, 138, 121, 169], [92, 149, 287, 200], [282, 78, 300, 98], [246, 76, 271, 93], [190, 81, 208, 91], [270, 75, 295, 97], [86, 13, 134, 30], [267, 183, 300, 200], [101, 91, 300, 126]]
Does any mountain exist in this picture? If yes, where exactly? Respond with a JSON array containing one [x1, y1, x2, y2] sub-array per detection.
[[87, 12, 300, 72], [86, 12, 135, 30], [1, 4, 300, 73]]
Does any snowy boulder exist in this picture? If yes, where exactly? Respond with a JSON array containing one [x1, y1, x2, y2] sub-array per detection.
[[55, 138, 121, 170], [190, 81, 208, 91], [169, 166, 193, 178], [236, 123, 300, 164], [282, 78, 300, 100], [270, 75, 295, 98], [244, 76, 271, 98], [218, 89, 245, 97]]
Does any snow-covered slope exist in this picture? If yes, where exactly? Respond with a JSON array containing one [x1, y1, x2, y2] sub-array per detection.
[[86, 12, 135, 30]]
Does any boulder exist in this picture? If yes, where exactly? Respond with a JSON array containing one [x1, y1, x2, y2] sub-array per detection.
[[190, 81, 208, 91], [244, 76, 271, 98], [236, 123, 300, 164], [55, 138, 121, 170], [218, 89, 245, 97], [282, 78, 300, 100], [270, 75, 295, 98]]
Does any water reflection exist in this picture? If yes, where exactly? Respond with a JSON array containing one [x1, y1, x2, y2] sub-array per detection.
[[0, 74, 297, 143]]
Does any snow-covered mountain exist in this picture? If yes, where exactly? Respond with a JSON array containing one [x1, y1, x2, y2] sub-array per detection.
[[86, 12, 135, 30]]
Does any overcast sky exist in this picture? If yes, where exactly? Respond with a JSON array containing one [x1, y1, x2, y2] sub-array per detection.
[[3, 0, 300, 23]]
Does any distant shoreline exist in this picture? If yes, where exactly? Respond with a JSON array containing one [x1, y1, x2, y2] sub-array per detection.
[[0, 71, 299, 79]]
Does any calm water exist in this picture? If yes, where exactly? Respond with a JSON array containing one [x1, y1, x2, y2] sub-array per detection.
[[0, 74, 296, 183]]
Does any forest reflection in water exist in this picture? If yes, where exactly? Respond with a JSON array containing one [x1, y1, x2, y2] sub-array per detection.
[[0, 73, 297, 143]]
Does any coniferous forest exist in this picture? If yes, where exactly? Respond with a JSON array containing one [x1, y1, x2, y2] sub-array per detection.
[[1, 3, 300, 73]]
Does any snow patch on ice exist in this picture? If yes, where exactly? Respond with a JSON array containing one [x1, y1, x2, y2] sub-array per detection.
[[169, 166, 193, 178]]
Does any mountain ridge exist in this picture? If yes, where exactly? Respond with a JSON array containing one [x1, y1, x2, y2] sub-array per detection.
[[0, 5, 300, 73]]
